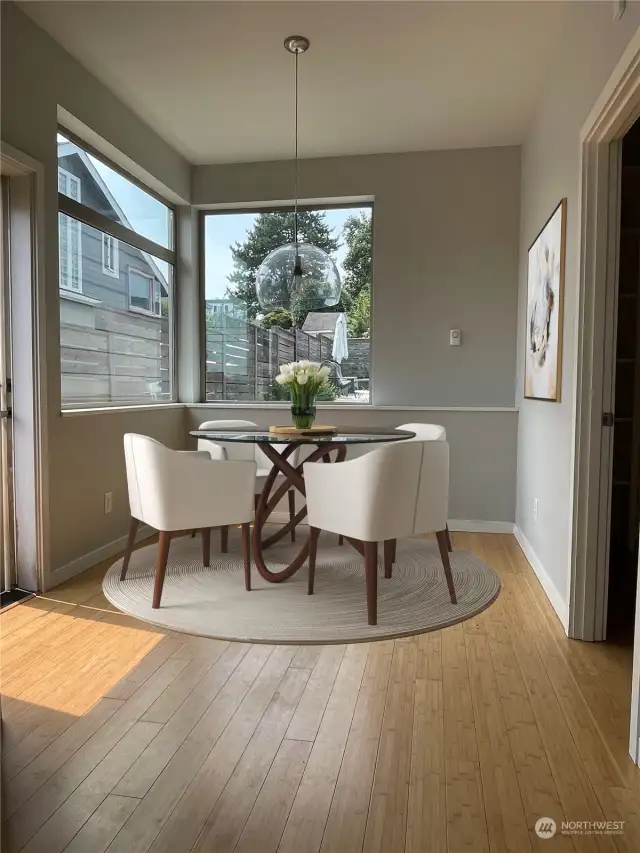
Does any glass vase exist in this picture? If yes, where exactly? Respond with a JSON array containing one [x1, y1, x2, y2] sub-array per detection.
[[291, 386, 317, 429], [291, 405, 316, 430]]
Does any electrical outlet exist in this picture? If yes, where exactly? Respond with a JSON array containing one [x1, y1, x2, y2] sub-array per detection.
[[533, 498, 539, 521], [104, 492, 113, 514]]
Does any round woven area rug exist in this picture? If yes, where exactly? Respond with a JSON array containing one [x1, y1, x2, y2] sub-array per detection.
[[103, 531, 500, 644]]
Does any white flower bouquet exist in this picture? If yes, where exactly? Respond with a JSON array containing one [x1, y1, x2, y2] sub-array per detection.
[[275, 360, 331, 428]]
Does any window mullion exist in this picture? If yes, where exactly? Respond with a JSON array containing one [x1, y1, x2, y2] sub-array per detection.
[[58, 193, 175, 265]]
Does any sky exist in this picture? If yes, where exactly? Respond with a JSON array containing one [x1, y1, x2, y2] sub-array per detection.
[[203, 207, 371, 300]]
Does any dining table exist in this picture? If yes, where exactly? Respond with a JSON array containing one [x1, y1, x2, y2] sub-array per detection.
[[189, 425, 416, 583]]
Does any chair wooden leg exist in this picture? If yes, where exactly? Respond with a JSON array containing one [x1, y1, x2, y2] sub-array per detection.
[[338, 534, 344, 546], [364, 542, 378, 625], [254, 494, 260, 513], [120, 516, 139, 581], [288, 490, 296, 542], [384, 539, 395, 579], [220, 525, 229, 554], [152, 531, 171, 609], [308, 526, 320, 595], [241, 523, 251, 591], [436, 530, 457, 604], [202, 528, 211, 568], [445, 524, 453, 552]]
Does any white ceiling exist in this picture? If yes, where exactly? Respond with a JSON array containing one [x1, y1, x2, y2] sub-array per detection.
[[21, 1, 567, 165]]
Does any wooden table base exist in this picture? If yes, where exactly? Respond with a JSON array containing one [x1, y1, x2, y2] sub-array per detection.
[[251, 442, 347, 582]]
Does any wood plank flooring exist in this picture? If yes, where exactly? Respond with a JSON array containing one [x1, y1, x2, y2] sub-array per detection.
[[2, 533, 640, 852]]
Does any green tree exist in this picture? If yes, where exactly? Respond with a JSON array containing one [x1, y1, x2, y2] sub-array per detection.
[[261, 308, 293, 330], [342, 211, 372, 302], [227, 211, 340, 323], [347, 289, 371, 338]]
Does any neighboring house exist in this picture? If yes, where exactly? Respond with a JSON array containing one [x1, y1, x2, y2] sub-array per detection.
[[57, 141, 170, 404], [205, 298, 247, 320], [57, 141, 168, 314], [301, 311, 342, 338]]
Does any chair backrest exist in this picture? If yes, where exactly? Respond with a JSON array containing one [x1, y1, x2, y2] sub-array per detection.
[[398, 422, 446, 442], [198, 419, 257, 462], [124, 433, 177, 528], [413, 440, 449, 536]]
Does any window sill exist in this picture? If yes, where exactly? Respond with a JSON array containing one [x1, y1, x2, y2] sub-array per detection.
[[61, 402, 184, 417], [128, 306, 162, 319], [188, 403, 518, 413], [59, 291, 102, 306]]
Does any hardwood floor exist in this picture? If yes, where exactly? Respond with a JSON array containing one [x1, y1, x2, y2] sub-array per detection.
[[1, 532, 639, 852]]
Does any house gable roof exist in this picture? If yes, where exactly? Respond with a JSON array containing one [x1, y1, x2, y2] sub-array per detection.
[[58, 141, 168, 291], [301, 312, 343, 334]]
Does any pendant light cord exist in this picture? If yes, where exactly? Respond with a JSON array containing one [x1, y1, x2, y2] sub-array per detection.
[[294, 48, 299, 250]]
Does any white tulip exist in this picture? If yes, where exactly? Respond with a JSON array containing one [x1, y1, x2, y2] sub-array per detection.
[[297, 373, 309, 385], [275, 374, 288, 385], [306, 363, 319, 375], [318, 365, 331, 378], [281, 363, 293, 375], [299, 360, 310, 369]]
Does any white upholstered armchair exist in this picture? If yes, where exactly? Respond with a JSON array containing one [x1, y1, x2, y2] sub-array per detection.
[[304, 440, 455, 625], [397, 422, 452, 552], [122, 434, 256, 608], [197, 420, 299, 541]]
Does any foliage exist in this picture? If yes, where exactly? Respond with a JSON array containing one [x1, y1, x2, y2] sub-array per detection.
[[226, 211, 340, 322], [347, 289, 371, 338], [261, 309, 293, 330], [225, 207, 372, 337], [342, 212, 372, 302], [265, 377, 337, 402]]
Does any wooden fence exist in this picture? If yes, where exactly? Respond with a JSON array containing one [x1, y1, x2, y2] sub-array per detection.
[[205, 319, 335, 401], [60, 296, 170, 405]]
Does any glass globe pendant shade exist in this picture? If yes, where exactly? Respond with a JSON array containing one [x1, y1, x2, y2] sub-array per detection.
[[256, 241, 341, 312]]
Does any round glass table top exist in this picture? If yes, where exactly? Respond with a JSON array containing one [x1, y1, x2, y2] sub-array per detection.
[[189, 426, 416, 445]]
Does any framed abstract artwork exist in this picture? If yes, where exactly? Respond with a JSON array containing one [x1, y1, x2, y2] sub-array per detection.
[[524, 198, 567, 401]]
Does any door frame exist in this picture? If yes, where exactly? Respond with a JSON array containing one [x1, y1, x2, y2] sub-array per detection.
[[0, 142, 49, 591], [570, 30, 640, 643]]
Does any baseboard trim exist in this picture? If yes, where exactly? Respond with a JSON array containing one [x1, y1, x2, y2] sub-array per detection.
[[448, 519, 515, 534], [513, 525, 569, 630], [48, 524, 154, 591], [269, 513, 514, 535]]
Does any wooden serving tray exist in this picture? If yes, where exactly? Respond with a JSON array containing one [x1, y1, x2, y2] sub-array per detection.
[[269, 425, 337, 436]]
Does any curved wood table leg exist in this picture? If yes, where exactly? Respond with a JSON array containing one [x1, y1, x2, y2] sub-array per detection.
[[251, 441, 347, 583]]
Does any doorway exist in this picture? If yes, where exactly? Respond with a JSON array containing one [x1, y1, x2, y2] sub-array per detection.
[[607, 119, 640, 643], [0, 174, 17, 604]]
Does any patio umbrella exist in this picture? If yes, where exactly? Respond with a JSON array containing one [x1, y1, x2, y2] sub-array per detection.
[[332, 313, 349, 363]]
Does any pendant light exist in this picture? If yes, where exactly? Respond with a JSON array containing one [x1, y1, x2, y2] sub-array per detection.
[[255, 36, 341, 314]]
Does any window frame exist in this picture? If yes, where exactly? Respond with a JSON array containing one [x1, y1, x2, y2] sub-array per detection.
[[57, 126, 177, 410], [58, 167, 83, 293], [101, 233, 119, 278], [199, 201, 374, 405]]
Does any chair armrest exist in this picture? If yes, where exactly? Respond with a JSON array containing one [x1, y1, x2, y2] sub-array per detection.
[[197, 439, 228, 461]]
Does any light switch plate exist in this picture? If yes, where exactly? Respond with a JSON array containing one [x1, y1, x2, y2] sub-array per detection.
[[449, 329, 462, 346]]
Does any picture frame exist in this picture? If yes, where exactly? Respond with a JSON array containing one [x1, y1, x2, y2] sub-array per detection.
[[524, 198, 567, 402]]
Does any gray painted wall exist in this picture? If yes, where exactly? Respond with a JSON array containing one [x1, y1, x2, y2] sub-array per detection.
[[1, 2, 190, 580], [194, 146, 521, 408], [516, 3, 640, 614]]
